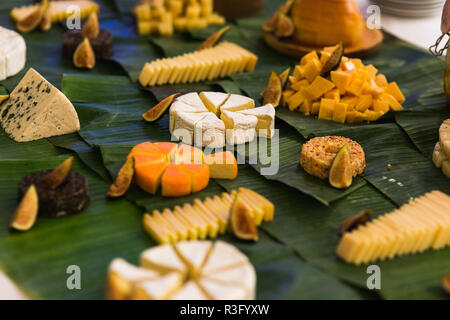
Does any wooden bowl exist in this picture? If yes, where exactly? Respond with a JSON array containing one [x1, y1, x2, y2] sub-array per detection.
[[263, 26, 383, 58]]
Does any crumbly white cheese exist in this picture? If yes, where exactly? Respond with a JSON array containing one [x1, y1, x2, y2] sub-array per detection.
[[0, 68, 80, 142]]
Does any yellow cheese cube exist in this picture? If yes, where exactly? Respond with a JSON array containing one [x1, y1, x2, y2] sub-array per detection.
[[186, 18, 208, 30], [346, 111, 367, 124], [291, 79, 309, 91], [293, 65, 305, 80], [281, 90, 295, 107], [350, 58, 364, 69], [174, 17, 187, 31], [341, 61, 356, 73], [381, 93, 403, 111], [201, 4, 213, 18], [331, 70, 352, 94], [365, 78, 384, 96], [364, 109, 384, 121], [386, 82, 406, 103], [333, 102, 348, 123], [311, 101, 320, 115], [207, 13, 225, 25], [299, 99, 312, 115], [318, 98, 335, 121], [169, 0, 183, 17], [301, 51, 319, 66], [136, 4, 151, 21], [372, 98, 389, 113], [303, 57, 322, 83], [346, 78, 365, 96], [324, 88, 340, 102], [138, 21, 153, 35], [151, 4, 166, 19], [186, 4, 201, 19], [287, 91, 305, 111], [303, 76, 335, 100], [365, 64, 378, 78], [320, 51, 332, 66], [375, 74, 388, 87], [355, 94, 372, 112], [341, 96, 358, 110]]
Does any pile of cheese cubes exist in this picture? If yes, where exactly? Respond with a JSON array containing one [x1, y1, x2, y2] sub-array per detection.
[[134, 0, 225, 36], [281, 46, 406, 124]]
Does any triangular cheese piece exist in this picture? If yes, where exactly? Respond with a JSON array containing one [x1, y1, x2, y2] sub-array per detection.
[[202, 241, 248, 275], [194, 112, 226, 148], [132, 273, 183, 300], [172, 111, 209, 145], [175, 241, 212, 276], [238, 104, 275, 138], [169, 281, 208, 300], [197, 278, 248, 300], [199, 92, 230, 115], [140, 244, 187, 274], [176, 92, 206, 108], [169, 100, 208, 133], [220, 94, 254, 112], [0, 68, 80, 142], [220, 110, 257, 145]]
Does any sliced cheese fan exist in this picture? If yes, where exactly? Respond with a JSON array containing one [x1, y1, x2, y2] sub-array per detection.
[[432, 119, 450, 178], [11, 1, 99, 22], [0, 68, 80, 142], [106, 240, 256, 300], [0, 26, 26, 81]]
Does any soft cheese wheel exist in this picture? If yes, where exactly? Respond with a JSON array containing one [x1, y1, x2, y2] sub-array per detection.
[[0, 27, 26, 80], [221, 110, 258, 145], [238, 104, 276, 138], [0, 68, 80, 142]]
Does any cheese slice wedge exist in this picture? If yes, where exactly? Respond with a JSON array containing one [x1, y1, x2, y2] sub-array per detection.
[[0, 27, 26, 81], [169, 100, 208, 133], [202, 241, 248, 275], [220, 94, 255, 112], [238, 104, 276, 138], [199, 92, 230, 115], [175, 241, 212, 276], [0, 68, 80, 142], [197, 278, 249, 300], [194, 112, 226, 148], [132, 273, 183, 300], [221, 110, 257, 145], [172, 111, 209, 145], [140, 244, 187, 274], [11, 1, 99, 22], [176, 92, 206, 108], [170, 280, 208, 300]]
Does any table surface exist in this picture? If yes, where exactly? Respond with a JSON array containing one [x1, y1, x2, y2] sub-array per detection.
[[0, 0, 444, 300]]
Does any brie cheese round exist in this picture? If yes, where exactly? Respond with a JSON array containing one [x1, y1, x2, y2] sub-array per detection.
[[0, 26, 26, 81]]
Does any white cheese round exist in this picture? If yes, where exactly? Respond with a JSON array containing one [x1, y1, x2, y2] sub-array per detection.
[[0, 26, 26, 81]]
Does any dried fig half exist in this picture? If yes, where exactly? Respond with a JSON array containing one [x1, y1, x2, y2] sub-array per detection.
[[329, 143, 353, 189], [142, 92, 180, 122], [39, 4, 51, 31], [107, 156, 135, 198], [321, 42, 344, 76], [261, 71, 282, 107], [10, 185, 39, 231], [442, 275, 450, 295], [340, 209, 372, 235], [279, 67, 291, 89], [230, 191, 258, 241], [197, 26, 231, 51], [73, 38, 96, 69], [17, 0, 49, 33], [276, 13, 294, 38], [41, 156, 74, 189], [82, 12, 100, 39]]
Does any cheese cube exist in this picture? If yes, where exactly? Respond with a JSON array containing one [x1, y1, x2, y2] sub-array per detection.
[[355, 94, 372, 112], [318, 99, 335, 121], [386, 82, 406, 103], [303, 76, 335, 100], [332, 102, 348, 123], [330, 70, 352, 94], [303, 57, 322, 83]]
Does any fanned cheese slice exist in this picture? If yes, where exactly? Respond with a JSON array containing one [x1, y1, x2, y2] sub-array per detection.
[[199, 92, 230, 115], [202, 241, 248, 275], [175, 241, 212, 275], [132, 273, 183, 300], [0, 27, 26, 81], [197, 278, 249, 300], [220, 94, 254, 112], [221, 110, 257, 145], [170, 281, 207, 300], [172, 111, 209, 145], [194, 112, 226, 148], [140, 244, 187, 274], [238, 104, 276, 138], [11, 1, 99, 22], [169, 100, 208, 133], [0, 68, 80, 142], [106, 258, 160, 300]]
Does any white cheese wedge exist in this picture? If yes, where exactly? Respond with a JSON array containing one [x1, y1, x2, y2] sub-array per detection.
[[0, 68, 80, 142], [133, 273, 183, 300], [175, 241, 212, 276], [220, 94, 254, 112], [204, 264, 256, 300], [0, 27, 26, 81], [202, 241, 248, 275], [197, 278, 249, 300], [169, 100, 208, 133], [221, 110, 257, 145], [140, 244, 187, 274], [238, 104, 275, 138], [199, 91, 230, 115], [195, 113, 226, 148], [176, 92, 206, 108], [170, 281, 208, 300], [172, 111, 209, 145]]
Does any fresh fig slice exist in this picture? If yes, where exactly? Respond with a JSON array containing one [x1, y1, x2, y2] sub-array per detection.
[[279, 67, 291, 89], [107, 156, 135, 198], [443, 275, 450, 295], [340, 209, 372, 235], [230, 191, 258, 241], [10, 185, 39, 231], [142, 93, 180, 122], [197, 26, 231, 51], [329, 143, 353, 189], [263, 0, 294, 33], [17, 0, 48, 33], [41, 156, 74, 189], [40, 5, 51, 31], [82, 12, 100, 39], [73, 38, 96, 69], [321, 42, 344, 76], [261, 71, 282, 107], [276, 13, 294, 38]]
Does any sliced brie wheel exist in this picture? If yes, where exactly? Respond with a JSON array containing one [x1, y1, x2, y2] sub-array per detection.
[[169, 100, 208, 133], [140, 244, 187, 274], [0, 27, 26, 81], [201, 241, 249, 275], [199, 92, 230, 115], [195, 113, 226, 148], [172, 111, 209, 145], [221, 110, 257, 145], [175, 240, 212, 276], [170, 280, 207, 300], [197, 278, 249, 300], [132, 273, 183, 300], [176, 92, 206, 108], [238, 104, 275, 138], [220, 94, 254, 112]]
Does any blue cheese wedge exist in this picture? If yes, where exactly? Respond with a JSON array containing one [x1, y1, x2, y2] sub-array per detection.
[[0, 68, 80, 142], [238, 104, 275, 138], [0, 26, 26, 81]]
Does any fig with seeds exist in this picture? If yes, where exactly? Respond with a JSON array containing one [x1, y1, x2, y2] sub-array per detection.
[[329, 143, 353, 189], [142, 93, 180, 122], [230, 190, 258, 241], [41, 156, 74, 189], [73, 38, 96, 69], [10, 185, 39, 231], [108, 156, 135, 198]]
